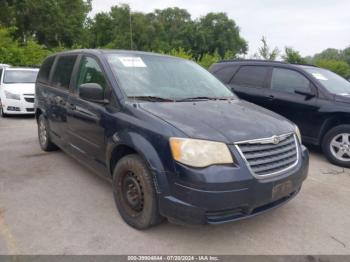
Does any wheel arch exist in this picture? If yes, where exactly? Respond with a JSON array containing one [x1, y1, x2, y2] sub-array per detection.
[[320, 114, 350, 144], [107, 132, 166, 178]]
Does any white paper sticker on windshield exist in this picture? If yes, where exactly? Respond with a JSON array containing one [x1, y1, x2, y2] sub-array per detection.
[[312, 73, 328, 81], [118, 57, 146, 67]]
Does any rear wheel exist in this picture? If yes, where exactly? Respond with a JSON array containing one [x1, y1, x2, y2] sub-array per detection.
[[38, 114, 58, 151], [112, 154, 164, 229], [322, 125, 350, 167]]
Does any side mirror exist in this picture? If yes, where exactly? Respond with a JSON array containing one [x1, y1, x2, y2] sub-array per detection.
[[294, 89, 316, 99], [79, 83, 108, 103]]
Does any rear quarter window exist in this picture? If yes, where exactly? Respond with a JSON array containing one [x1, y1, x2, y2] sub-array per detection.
[[37, 56, 56, 84], [231, 66, 269, 88], [211, 65, 238, 84], [51, 55, 77, 90]]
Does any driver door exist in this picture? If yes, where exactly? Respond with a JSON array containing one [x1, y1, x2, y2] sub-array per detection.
[[66, 55, 110, 169]]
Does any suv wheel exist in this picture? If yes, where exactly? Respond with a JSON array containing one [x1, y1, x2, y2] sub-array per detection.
[[38, 114, 58, 151], [112, 154, 164, 229], [322, 125, 350, 167]]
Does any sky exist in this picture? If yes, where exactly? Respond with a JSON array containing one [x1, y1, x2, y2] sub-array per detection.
[[91, 0, 350, 57]]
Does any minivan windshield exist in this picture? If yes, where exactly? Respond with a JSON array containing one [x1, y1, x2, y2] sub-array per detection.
[[3, 70, 38, 84], [304, 67, 350, 95], [106, 54, 234, 101]]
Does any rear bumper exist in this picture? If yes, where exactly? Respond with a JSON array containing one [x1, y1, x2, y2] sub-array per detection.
[[158, 145, 309, 225]]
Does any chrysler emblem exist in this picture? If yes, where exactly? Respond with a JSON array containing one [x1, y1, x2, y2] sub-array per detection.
[[272, 135, 280, 145]]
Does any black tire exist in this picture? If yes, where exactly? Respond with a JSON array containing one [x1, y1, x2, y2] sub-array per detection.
[[38, 114, 58, 152], [322, 124, 350, 167], [112, 154, 164, 229], [0, 105, 7, 118]]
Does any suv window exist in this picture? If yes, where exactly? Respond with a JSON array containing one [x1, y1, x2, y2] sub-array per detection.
[[212, 65, 238, 83], [52, 55, 77, 90], [231, 66, 268, 88], [37, 56, 55, 84], [271, 68, 310, 93], [76, 56, 107, 93]]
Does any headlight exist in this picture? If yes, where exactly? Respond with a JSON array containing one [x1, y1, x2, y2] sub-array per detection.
[[295, 125, 302, 144], [4, 90, 21, 100], [169, 138, 234, 168]]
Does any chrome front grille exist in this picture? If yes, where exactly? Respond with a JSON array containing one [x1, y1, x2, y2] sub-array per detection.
[[236, 133, 298, 178]]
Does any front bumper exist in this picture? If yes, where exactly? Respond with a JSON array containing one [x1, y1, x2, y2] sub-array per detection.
[[1, 95, 35, 115], [158, 145, 309, 225]]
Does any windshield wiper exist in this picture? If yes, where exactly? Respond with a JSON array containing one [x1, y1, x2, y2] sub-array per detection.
[[128, 96, 174, 102], [176, 96, 234, 102]]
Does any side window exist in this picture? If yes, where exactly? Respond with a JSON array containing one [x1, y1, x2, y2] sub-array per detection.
[[231, 66, 269, 88], [76, 56, 107, 92], [271, 68, 310, 94], [212, 65, 238, 84], [0, 69, 3, 82], [37, 56, 55, 84], [52, 55, 77, 90]]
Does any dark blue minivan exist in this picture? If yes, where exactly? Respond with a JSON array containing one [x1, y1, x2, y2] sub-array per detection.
[[35, 50, 309, 229]]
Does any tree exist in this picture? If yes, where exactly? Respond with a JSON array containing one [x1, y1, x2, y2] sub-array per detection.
[[283, 47, 307, 64], [342, 46, 350, 66], [0, 27, 51, 66], [313, 48, 343, 62], [315, 59, 350, 78], [193, 13, 247, 59], [151, 7, 192, 52], [254, 36, 279, 60], [0, 0, 92, 48]]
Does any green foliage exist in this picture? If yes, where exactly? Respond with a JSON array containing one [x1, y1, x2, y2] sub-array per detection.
[[167, 48, 193, 60], [0, 27, 52, 66], [1, 1, 350, 74], [0, 27, 23, 65], [89, 5, 247, 60], [283, 47, 307, 64], [315, 59, 350, 78], [191, 12, 248, 59], [254, 36, 279, 60], [0, 0, 92, 48], [198, 51, 221, 69], [313, 48, 343, 62]]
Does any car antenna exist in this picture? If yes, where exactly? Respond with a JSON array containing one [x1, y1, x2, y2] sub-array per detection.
[[129, 6, 133, 50]]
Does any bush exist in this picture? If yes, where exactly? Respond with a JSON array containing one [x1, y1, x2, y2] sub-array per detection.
[[0, 27, 52, 66], [315, 59, 350, 78]]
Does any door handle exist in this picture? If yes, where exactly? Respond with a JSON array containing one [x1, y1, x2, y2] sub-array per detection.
[[69, 103, 76, 110], [268, 95, 275, 101]]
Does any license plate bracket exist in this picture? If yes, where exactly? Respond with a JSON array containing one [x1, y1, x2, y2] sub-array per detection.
[[272, 180, 293, 201]]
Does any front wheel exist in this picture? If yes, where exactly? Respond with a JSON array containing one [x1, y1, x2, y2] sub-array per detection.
[[322, 125, 350, 167], [0, 104, 7, 118], [112, 154, 164, 229]]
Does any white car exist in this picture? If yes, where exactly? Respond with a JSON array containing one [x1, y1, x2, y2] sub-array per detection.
[[0, 67, 39, 117]]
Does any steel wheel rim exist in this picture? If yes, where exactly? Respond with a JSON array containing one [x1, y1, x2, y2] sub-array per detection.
[[121, 171, 144, 213], [330, 133, 350, 162], [39, 119, 47, 146]]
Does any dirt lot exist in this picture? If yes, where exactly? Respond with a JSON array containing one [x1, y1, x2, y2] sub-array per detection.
[[0, 116, 350, 255]]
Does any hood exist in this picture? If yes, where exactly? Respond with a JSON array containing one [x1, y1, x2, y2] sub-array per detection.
[[334, 94, 350, 104], [2, 83, 35, 95], [140, 100, 294, 143]]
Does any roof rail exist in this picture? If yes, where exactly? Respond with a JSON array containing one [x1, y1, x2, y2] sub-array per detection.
[[218, 59, 319, 68], [218, 59, 288, 64]]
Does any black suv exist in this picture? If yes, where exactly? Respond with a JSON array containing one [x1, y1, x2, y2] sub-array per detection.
[[210, 60, 350, 167], [35, 50, 308, 229]]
